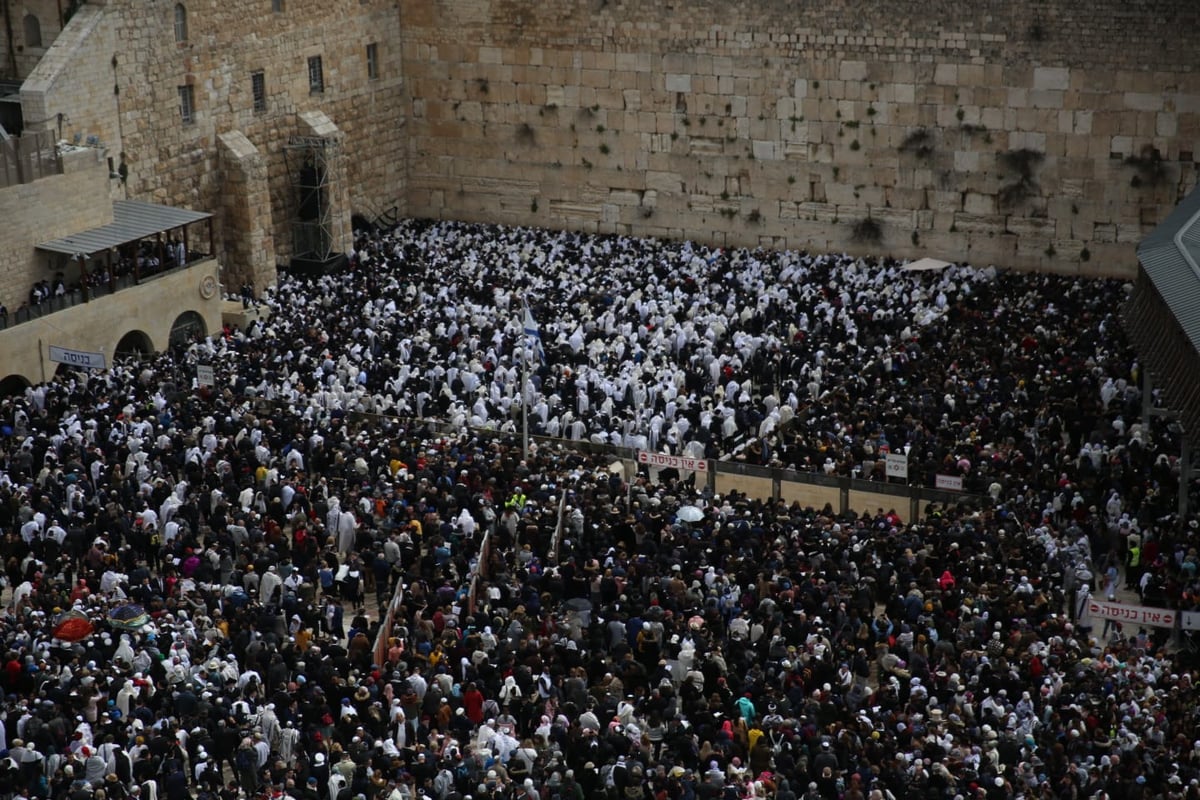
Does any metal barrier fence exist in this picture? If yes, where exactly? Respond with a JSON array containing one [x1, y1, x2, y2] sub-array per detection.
[[0, 130, 62, 189], [251, 403, 984, 522]]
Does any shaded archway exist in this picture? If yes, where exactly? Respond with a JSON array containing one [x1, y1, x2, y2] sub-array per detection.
[[114, 330, 154, 361], [23, 14, 42, 48], [0, 375, 31, 398], [168, 310, 207, 348]]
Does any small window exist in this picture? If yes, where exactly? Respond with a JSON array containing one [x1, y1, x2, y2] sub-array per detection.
[[272, 0, 284, 11], [23, 14, 42, 49], [366, 43, 379, 81], [251, 70, 266, 114], [173, 3, 188, 43], [307, 55, 324, 94], [178, 85, 195, 124]]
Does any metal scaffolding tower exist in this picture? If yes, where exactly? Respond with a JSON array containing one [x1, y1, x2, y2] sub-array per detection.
[[284, 135, 340, 262]]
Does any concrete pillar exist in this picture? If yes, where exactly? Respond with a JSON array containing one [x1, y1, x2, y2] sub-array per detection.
[[217, 131, 277, 293]]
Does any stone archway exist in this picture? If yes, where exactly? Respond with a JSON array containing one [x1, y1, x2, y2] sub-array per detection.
[[114, 329, 155, 360], [0, 374, 31, 397], [169, 310, 207, 348]]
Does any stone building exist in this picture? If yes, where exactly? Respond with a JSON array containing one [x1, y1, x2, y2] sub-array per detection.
[[5, 0, 405, 296]]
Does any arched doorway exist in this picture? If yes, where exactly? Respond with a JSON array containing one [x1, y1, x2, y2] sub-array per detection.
[[114, 330, 154, 361], [0, 375, 31, 397], [169, 310, 207, 348]]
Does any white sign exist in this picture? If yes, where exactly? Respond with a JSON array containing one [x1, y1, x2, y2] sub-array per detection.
[[196, 364, 215, 387], [48, 345, 106, 370], [637, 450, 709, 472], [885, 453, 908, 480], [935, 474, 964, 491], [1181, 610, 1200, 631], [1085, 599, 1176, 629]]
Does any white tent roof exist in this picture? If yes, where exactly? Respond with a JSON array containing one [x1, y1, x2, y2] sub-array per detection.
[[902, 257, 953, 272]]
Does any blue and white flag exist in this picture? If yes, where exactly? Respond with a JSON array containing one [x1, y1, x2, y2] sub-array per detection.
[[523, 304, 545, 364]]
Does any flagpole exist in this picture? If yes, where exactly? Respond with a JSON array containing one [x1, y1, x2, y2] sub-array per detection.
[[521, 314, 530, 461]]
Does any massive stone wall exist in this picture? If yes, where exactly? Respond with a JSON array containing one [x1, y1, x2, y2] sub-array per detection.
[[400, 0, 1200, 276], [22, 0, 406, 282]]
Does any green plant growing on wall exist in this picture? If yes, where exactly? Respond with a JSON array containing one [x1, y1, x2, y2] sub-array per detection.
[[599, 143, 610, 154], [531, 199, 538, 212], [899, 128, 934, 159], [747, 209, 762, 224], [596, 125, 605, 133], [850, 140, 861, 151], [844, 120, 860, 129], [867, 106, 877, 117], [911, 230, 920, 246], [1080, 247, 1091, 262], [582, 158, 593, 169], [1125, 145, 1168, 188], [956, 108, 965, 121], [787, 175, 796, 184], [851, 216, 883, 245], [476, 78, 489, 94], [1044, 244, 1056, 258], [515, 123, 536, 145], [998, 148, 1045, 208]]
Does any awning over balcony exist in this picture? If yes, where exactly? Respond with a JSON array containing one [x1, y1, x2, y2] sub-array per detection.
[[36, 199, 212, 257]]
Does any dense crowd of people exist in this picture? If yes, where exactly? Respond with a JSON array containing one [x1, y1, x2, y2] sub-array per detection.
[[0, 218, 1196, 800]]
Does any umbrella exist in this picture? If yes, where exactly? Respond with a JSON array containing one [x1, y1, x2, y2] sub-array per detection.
[[108, 604, 150, 631], [676, 505, 704, 523], [52, 610, 94, 642]]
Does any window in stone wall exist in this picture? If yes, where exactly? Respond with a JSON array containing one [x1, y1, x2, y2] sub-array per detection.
[[174, 3, 188, 43], [273, 0, 284, 11], [178, 85, 195, 124], [367, 43, 379, 81], [23, 14, 42, 49], [308, 56, 324, 94], [252, 71, 267, 114]]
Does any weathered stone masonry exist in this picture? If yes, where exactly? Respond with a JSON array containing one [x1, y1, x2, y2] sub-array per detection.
[[400, 0, 1200, 276]]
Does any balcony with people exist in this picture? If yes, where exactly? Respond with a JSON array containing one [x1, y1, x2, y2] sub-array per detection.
[[2, 199, 214, 329]]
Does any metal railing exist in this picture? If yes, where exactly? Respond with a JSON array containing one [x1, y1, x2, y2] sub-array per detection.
[[254, 401, 985, 519], [0, 130, 62, 189]]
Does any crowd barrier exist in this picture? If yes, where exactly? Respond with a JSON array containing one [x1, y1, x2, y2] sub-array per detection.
[[250, 400, 984, 524], [330, 406, 982, 665]]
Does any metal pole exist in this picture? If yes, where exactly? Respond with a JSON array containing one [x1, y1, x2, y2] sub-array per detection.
[[521, 323, 529, 461], [1143, 368, 1152, 424], [1181, 434, 1192, 519]]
